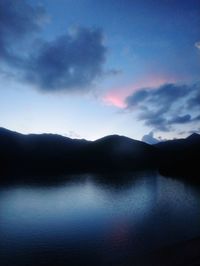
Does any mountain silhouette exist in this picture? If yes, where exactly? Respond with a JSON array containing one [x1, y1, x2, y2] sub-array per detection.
[[155, 133, 200, 177], [85, 134, 157, 170], [0, 128, 156, 176], [0, 127, 199, 180]]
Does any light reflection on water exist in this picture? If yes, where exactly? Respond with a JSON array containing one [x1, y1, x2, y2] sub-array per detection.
[[0, 172, 200, 265]]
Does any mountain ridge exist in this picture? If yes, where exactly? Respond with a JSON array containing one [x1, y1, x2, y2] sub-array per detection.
[[0, 127, 199, 180]]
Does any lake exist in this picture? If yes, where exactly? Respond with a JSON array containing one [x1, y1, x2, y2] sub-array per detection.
[[0, 171, 200, 265]]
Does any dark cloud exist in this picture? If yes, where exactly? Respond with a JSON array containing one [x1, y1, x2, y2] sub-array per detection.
[[0, 1, 109, 92], [188, 91, 200, 109], [126, 83, 200, 131], [0, 0, 46, 63], [25, 28, 107, 92], [127, 90, 149, 105], [142, 131, 160, 144], [126, 83, 189, 109], [168, 114, 192, 124], [168, 114, 200, 124]]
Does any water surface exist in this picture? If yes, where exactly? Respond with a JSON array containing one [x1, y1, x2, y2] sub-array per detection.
[[0, 172, 200, 265]]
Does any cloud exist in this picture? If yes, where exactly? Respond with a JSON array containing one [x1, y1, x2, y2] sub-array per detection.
[[126, 83, 200, 131], [65, 130, 82, 139], [168, 114, 200, 124], [188, 91, 200, 109], [168, 114, 192, 124], [142, 131, 160, 144], [0, 0, 109, 93], [126, 83, 190, 108], [25, 28, 107, 92], [195, 41, 200, 50], [0, 0, 46, 64], [102, 74, 177, 108]]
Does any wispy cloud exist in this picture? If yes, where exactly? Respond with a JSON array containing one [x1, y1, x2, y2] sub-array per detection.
[[195, 41, 200, 50], [126, 82, 200, 131], [102, 74, 177, 108]]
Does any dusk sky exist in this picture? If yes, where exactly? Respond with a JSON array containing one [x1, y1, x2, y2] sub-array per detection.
[[0, 0, 200, 141]]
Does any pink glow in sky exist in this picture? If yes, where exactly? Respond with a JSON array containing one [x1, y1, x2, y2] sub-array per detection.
[[103, 75, 178, 108]]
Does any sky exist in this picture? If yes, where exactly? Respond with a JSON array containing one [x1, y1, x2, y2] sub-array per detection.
[[0, 0, 200, 141]]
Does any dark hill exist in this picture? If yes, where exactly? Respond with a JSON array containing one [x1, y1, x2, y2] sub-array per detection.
[[0, 128, 157, 176], [0, 127, 200, 180], [155, 133, 200, 177], [87, 134, 157, 170], [0, 127, 90, 175]]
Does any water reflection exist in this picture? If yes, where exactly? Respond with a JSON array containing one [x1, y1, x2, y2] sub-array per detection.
[[1, 172, 200, 265]]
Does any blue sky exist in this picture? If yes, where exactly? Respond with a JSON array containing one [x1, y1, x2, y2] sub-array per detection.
[[0, 0, 199, 140]]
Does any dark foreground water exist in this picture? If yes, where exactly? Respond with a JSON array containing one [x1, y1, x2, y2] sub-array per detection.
[[0, 172, 200, 266]]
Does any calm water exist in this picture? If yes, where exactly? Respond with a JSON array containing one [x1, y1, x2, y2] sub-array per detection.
[[1, 172, 200, 265]]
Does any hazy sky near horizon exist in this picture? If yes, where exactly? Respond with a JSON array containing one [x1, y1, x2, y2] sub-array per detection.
[[0, 0, 200, 140]]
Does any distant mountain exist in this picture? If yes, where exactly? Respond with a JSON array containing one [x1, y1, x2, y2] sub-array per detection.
[[0, 127, 199, 180], [155, 133, 200, 177], [0, 127, 90, 176], [0, 128, 157, 177], [155, 133, 200, 150], [86, 135, 157, 170]]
